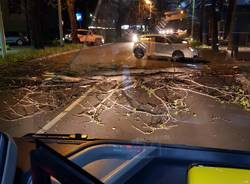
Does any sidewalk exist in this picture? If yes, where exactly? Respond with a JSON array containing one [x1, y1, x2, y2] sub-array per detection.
[[200, 47, 250, 64]]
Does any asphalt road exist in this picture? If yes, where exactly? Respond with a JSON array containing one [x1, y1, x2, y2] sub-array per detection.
[[2, 42, 250, 151], [69, 42, 190, 73]]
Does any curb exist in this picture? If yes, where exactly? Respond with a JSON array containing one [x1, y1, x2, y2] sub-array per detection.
[[28, 48, 81, 63], [28, 43, 113, 63]]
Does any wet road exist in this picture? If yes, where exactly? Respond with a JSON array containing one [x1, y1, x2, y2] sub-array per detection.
[[69, 42, 189, 73], [2, 42, 250, 151], [43, 81, 250, 151]]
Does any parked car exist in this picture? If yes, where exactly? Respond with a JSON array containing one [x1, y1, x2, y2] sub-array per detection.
[[133, 34, 199, 61], [5, 32, 29, 46], [64, 29, 104, 46]]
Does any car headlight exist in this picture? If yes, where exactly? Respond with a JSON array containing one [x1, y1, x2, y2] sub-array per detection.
[[102, 38, 105, 43], [132, 34, 138, 42], [159, 30, 166, 35], [189, 47, 194, 52], [65, 34, 71, 39]]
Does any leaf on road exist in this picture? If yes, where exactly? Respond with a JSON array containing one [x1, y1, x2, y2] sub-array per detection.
[[141, 85, 155, 98]]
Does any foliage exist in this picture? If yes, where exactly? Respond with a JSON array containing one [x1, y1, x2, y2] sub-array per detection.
[[0, 44, 84, 64], [141, 85, 156, 98], [189, 40, 202, 48], [230, 86, 250, 111]]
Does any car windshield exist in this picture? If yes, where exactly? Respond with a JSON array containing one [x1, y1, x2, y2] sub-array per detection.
[[1, 0, 250, 152], [77, 30, 88, 35], [167, 35, 184, 43]]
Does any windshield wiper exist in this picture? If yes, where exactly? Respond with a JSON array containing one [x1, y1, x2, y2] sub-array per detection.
[[24, 133, 89, 141]]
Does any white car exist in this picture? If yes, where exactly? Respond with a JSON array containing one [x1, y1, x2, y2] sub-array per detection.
[[133, 34, 199, 60], [64, 29, 104, 46]]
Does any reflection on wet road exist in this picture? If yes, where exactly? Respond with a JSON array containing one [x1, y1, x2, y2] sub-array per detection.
[[70, 42, 205, 73]]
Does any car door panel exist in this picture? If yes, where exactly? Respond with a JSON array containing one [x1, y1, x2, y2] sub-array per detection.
[[6, 36, 17, 44], [155, 37, 172, 57], [143, 37, 155, 56], [171, 43, 191, 58]]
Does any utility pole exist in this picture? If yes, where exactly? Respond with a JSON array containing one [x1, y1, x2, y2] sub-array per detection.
[[58, 0, 64, 46], [92, 0, 102, 25], [0, 1, 6, 58], [191, 0, 195, 40]]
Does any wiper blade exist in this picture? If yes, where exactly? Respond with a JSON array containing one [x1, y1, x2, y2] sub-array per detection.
[[24, 133, 89, 140]]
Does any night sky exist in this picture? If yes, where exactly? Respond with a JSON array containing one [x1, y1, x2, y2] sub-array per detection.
[[75, 0, 98, 13]]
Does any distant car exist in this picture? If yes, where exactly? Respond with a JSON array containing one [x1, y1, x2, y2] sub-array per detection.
[[133, 34, 199, 61], [5, 32, 29, 46], [64, 29, 104, 46]]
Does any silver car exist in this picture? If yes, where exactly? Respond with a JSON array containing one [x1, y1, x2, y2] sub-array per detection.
[[5, 32, 29, 46], [133, 34, 199, 60]]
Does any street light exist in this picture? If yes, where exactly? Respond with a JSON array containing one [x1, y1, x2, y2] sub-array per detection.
[[144, 0, 152, 19], [144, 0, 152, 4]]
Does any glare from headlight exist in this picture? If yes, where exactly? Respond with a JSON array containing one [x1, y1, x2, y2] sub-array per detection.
[[165, 29, 173, 34], [132, 34, 139, 42], [189, 47, 194, 52], [102, 38, 105, 43], [159, 30, 166, 35]]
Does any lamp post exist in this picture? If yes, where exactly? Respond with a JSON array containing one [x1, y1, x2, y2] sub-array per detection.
[[0, 1, 6, 58], [191, 0, 195, 40]]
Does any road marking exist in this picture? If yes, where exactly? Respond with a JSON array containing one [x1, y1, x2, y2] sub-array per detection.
[[36, 86, 96, 134]]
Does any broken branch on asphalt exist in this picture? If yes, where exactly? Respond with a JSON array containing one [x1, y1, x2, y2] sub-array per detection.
[[72, 71, 250, 135], [1, 70, 250, 135]]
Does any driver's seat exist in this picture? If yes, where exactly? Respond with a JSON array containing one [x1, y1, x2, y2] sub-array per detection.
[[0, 132, 17, 184]]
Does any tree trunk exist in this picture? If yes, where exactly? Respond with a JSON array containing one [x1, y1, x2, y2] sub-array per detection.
[[212, 0, 219, 52], [224, 0, 238, 58], [115, 1, 122, 41], [199, 0, 205, 43], [24, 0, 31, 44], [66, 0, 79, 43], [224, 0, 236, 39], [28, 0, 44, 49]]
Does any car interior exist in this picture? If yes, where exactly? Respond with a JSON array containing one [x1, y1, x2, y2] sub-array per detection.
[[2, 131, 250, 184]]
